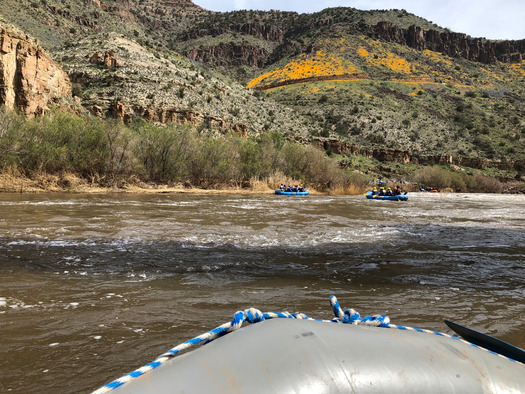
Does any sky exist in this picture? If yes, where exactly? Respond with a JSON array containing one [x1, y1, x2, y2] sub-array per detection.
[[192, 0, 525, 40]]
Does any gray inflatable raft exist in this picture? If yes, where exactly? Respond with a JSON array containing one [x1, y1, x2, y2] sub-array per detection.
[[109, 318, 525, 393]]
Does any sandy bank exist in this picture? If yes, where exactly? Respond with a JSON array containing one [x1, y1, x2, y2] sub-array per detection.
[[0, 173, 328, 195]]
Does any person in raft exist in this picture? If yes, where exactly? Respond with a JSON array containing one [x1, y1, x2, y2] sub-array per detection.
[[280, 184, 306, 192]]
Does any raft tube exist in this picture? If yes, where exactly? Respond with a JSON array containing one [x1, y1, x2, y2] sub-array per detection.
[[109, 318, 525, 393], [366, 191, 408, 201], [275, 189, 309, 196]]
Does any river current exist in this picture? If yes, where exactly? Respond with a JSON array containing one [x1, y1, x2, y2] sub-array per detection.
[[0, 192, 524, 393]]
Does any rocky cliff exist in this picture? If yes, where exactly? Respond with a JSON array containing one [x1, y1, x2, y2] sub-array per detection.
[[185, 43, 269, 68], [179, 17, 525, 70], [316, 139, 525, 176], [0, 28, 71, 117], [367, 22, 525, 64]]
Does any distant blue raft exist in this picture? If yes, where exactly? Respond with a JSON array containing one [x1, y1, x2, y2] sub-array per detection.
[[275, 190, 309, 196], [366, 191, 408, 201]]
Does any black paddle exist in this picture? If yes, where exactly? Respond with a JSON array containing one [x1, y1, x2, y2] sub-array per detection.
[[444, 320, 525, 363]]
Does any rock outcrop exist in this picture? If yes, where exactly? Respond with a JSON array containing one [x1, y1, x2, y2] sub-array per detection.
[[102, 101, 247, 136], [366, 22, 525, 64], [182, 18, 525, 69], [88, 51, 124, 68], [183, 23, 284, 42], [0, 28, 71, 117], [185, 43, 269, 68], [315, 138, 525, 175]]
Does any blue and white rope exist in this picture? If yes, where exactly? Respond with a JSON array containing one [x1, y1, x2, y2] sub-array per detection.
[[93, 295, 522, 393]]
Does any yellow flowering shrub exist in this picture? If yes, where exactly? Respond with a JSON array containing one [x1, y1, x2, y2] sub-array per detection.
[[509, 61, 525, 78], [248, 46, 361, 88], [422, 50, 453, 66], [418, 49, 460, 82], [356, 41, 412, 75], [357, 47, 369, 57]]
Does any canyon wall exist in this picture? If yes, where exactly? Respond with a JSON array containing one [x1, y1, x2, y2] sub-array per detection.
[[316, 138, 525, 175], [0, 28, 71, 117]]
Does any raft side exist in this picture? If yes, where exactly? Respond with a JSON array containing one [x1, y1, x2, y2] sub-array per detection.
[[275, 190, 310, 196], [111, 319, 525, 393]]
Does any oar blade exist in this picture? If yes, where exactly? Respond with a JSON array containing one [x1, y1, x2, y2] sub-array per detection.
[[445, 320, 525, 363]]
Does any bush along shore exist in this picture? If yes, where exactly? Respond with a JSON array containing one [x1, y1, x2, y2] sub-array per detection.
[[0, 108, 522, 194], [0, 108, 370, 194]]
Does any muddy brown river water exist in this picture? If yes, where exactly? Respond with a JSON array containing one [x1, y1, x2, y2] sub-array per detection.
[[0, 192, 524, 393]]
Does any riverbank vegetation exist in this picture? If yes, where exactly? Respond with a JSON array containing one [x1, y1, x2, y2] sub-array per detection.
[[1, 108, 522, 194], [411, 166, 503, 193], [0, 108, 369, 193]]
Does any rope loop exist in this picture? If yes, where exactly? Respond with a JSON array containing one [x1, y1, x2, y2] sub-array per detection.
[[244, 308, 264, 323], [343, 308, 361, 324], [229, 310, 245, 332], [361, 314, 390, 327], [330, 295, 390, 327]]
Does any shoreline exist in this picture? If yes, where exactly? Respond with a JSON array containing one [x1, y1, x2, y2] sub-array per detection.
[[0, 173, 328, 195], [1, 174, 523, 195]]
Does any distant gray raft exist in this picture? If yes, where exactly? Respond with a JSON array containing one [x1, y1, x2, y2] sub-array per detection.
[[112, 318, 525, 393]]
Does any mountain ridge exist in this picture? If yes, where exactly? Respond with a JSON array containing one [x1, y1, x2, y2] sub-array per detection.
[[0, 0, 524, 183]]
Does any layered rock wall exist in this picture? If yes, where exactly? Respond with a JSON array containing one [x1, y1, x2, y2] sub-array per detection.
[[185, 43, 269, 67], [315, 139, 525, 175], [183, 18, 525, 69], [0, 28, 71, 117], [368, 22, 525, 64]]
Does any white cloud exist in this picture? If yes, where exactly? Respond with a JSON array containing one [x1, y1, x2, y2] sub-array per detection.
[[232, 0, 248, 10]]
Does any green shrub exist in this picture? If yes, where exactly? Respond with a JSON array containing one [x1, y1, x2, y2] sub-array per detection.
[[0, 108, 374, 193], [465, 173, 502, 193], [133, 122, 195, 182], [411, 166, 503, 193], [412, 166, 466, 192]]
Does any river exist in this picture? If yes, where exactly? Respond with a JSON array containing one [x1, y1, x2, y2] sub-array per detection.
[[0, 192, 524, 393]]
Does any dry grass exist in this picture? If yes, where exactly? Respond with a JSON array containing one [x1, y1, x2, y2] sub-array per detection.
[[0, 172, 110, 193], [251, 173, 307, 191], [0, 172, 335, 195], [0, 172, 277, 194]]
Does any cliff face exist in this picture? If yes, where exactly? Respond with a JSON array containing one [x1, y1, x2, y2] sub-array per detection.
[[185, 43, 269, 68], [0, 28, 71, 117], [180, 18, 525, 70], [316, 139, 525, 176], [182, 23, 284, 42], [368, 22, 525, 63]]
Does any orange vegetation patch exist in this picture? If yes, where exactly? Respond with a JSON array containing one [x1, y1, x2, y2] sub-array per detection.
[[357, 41, 413, 75], [418, 49, 466, 83], [247, 49, 361, 89], [509, 61, 525, 78], [422, 49, 453, 66], [357, 47, 369, 57]]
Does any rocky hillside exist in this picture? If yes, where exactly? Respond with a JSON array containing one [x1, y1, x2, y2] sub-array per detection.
[[174, 7, 525, 79], [0, 1, 524, 179], [54, 31, 312, 137], [171, 6, 525, 169], [248, 34, 525, 160]]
